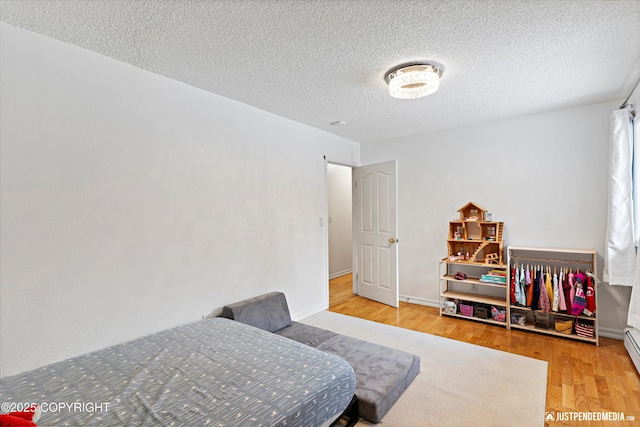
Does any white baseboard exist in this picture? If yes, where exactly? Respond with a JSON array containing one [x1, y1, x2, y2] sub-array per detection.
[[399, 294, 440, 308], [292, 303, 328, 322], [329, 269, 352, 280], [599, 326, 624, 341]]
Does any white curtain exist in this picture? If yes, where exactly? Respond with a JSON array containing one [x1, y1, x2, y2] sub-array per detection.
[[604, 108, 635, 286], [630, 115, 640, 330]]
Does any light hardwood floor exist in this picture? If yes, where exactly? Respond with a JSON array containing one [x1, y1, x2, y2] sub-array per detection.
[[329, 274, 640, 427]]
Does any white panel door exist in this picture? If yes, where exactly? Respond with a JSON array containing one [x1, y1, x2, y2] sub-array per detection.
[[355, 160, 398, 307]]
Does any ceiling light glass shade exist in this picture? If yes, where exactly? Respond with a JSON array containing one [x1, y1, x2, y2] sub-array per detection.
[[385, 63, 443, 99]]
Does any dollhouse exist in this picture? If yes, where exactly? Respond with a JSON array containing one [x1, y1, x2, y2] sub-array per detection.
[[447, 202, 504, 264]]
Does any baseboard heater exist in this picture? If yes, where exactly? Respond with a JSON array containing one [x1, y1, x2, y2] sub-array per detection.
[[624, 327, 640, 375]]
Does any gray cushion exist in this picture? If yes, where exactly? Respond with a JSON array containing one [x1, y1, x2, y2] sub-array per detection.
[[221, 291, 291, 333], [221, 292, 421, 424], [317, 334, 420, 423], [275, 321, 337, 347]]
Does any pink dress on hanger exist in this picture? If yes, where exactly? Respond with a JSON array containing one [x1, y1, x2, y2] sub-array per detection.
[[558, 269, 567, 311], [538, 272, 551, 313], [566, 271, 575, 314]]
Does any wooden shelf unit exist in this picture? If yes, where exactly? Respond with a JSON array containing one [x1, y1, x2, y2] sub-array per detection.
[[441, 275, 508, 289], [508, 314, 599, 344], [439, 259, 508, 327], [440, 202, 508, 326], [507, 246, 599, 346]]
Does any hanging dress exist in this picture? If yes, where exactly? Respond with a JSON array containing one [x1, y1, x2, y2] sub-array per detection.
[[510, 265, 517, 305], [566, 270, 575, 314], [514, 266, 521, 305], [538, 270, 551, 313], [532, 268, 541, 311], [526, 267, 533, 307], [520, 267, 527, 307], [545, 268, 554, 309], [584, 272, 596, 316], [552, 271, 559, 312], [558, 268, 567, 311], [518, 267, 527, 306]]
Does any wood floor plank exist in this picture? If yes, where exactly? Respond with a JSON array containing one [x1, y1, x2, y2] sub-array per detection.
[[328, 274, 640, 426]]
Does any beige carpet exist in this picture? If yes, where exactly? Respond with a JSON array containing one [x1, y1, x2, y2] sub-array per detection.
[[302, 311, 547, 427]]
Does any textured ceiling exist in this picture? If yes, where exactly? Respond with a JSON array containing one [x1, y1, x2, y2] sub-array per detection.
[[1, 0, 639, 143]]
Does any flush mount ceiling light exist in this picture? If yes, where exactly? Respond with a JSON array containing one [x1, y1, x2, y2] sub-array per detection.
[[384, 62, 443, 99]]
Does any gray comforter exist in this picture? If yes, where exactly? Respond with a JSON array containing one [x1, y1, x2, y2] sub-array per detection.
[[0, 318, 356, 426]]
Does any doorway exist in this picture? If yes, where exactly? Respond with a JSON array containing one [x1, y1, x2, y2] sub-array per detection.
[[327, 163, 354, 307]]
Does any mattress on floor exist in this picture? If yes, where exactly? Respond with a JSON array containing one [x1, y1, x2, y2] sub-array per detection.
[[0, 317, 356, 427], [278, 321, 420, 423]]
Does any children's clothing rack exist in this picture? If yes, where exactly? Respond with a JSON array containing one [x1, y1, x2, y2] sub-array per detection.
[[507, 246, 599, 345]]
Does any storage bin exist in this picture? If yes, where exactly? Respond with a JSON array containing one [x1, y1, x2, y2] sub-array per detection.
[[511, 312, 526, 326], [575, 319, 595, 338], [490, 306, 506, 322], [460, 303, 474, 317], [555, 318, 573, 335], [534, 312, 550, 329], [474, 305, 489, 319], [442, 299, 457, 315]]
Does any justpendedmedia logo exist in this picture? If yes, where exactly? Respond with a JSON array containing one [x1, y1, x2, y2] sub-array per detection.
[[545, 411, 635, 422]]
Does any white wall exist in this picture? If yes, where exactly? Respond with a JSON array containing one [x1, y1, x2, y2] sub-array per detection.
[[0, 23, 360, 377], [327, 164, 353, 278], [361, 101, 632, 338]]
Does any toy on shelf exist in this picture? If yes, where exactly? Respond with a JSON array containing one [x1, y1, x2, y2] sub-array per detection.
[[458, 202, 486, 221], [485, 253, 500, 264]]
